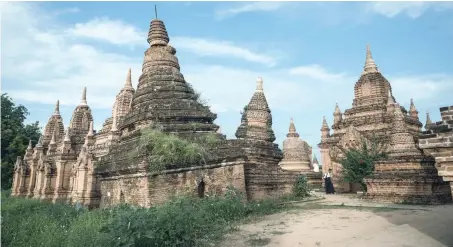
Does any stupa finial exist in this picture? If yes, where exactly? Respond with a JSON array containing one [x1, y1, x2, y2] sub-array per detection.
[[322, 116, 329, 129], [125, 68, 132, 88], [54, 100, 60, 115], [155, 5, 158, 19], [362, 44, 379, 75], [425, 111, 432, 129], [256, 77, 264, 92], [27, 139, 33, 150], [80, 87, 87, 106]]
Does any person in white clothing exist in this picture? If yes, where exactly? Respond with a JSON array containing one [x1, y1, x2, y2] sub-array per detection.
[[324, 169, 335, 194]]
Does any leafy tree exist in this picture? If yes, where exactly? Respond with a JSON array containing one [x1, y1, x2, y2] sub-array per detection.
[[333, 137, 388, 191], [1, 94, 41, 189]]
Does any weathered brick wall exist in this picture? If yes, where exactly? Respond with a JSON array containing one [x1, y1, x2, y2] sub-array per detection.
[[100, 173, 150, 208], [148, 162, 246, 206], [365, 159, 452, 204], [419, 105, 453, 200]]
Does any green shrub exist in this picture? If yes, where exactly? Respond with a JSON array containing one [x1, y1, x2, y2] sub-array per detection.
[[1, 187, 287, 247], [292, 175, 311, 198]]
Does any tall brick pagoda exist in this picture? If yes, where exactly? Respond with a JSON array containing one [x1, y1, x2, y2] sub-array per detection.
[[318, 44, 423, 192], [365, 104, 452, 204]]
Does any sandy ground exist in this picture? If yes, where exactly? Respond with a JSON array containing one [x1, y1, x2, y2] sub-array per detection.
[[221, 193, 453, 247]]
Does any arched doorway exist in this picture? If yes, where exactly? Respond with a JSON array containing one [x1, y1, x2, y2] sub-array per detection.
[[119, 191, 125, 203], [197, 180, 205, 198]]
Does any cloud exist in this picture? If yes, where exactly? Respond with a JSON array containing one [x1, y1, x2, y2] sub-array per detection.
[[172, 37, 277, 66], [2, 2, 452, 155], [366, 2, 453, 19], [66, 17, 144, 46], [215, 2, 284, 20]]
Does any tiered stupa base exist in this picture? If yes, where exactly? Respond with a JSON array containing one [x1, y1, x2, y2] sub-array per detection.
[[365, 159, 452, 204]]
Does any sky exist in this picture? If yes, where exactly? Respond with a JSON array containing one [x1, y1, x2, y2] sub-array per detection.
[[2, 1, 453, 164]]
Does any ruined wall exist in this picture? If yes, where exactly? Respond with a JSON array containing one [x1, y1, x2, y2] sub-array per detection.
[[419, 105, 453, 199], [100, 173, 150, 208], [99, 161, 247, 208]]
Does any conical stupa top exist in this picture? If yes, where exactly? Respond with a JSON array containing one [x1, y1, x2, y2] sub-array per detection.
[[334, 103, 341, 114], [256, 77, 264, 92], [362, 44, 379, 75], [80, 87, 87, 106], [287, 117, 299, 138], [312, 154, 319, 164], [322, 116, 330, 130], [410, 98, 417, 112], [87, 121, 94, 137], [50, 129, 56, 144], [27, 139, 33, 150], [64, 127, 71, 142], [425, 111, 432, 129], [125, 68, 133, 88], [36, 136, 43, 148], [389, 103, 422, 157], [147, 15, 170, 46], [54, 100, 60, 115]]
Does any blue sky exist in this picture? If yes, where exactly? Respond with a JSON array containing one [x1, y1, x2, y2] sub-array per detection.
[[2, 1, 453, 164]]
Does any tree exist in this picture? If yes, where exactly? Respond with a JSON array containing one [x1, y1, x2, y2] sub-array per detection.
[[1, 94, 41, 189], [333, 137, 388, 191]]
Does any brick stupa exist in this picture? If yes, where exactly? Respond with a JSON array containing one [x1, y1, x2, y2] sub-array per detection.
[[365, 104, 452, 204]]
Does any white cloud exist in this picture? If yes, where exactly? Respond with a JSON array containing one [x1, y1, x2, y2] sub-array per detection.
[[172, 37, 277, 66], [2, 2, 452, 153], [215, 2, 284, 20], [366, 2, 453, 19], [67, 17, 144, 46]]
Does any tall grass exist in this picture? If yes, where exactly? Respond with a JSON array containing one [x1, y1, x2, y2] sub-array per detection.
[[1, 187, 293, 247], [130, 124, 221, 172]]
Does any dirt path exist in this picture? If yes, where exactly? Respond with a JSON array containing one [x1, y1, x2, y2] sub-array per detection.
[[222, 194, 453, 247]]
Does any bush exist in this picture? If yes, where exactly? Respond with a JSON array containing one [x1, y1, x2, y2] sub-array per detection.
[[335, 138, 387, 191], [1, 187, 286, 247], [131, 125, 221, 172], [292, 175, 311, 198]]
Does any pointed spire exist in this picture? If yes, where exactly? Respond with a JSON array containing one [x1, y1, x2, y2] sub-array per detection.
[[256, 77, 264, 92], [322, 116, 330, 130], [54, 100, 60, 115], [87, 121, 94, 137], [64, 127, 71, 142], [389, 103, 422, 157], [334, 103, 341, 114], [425, 111, 432, 130], [289, 117, 296, 133], [361, 44, 379, 75], [409, 98, 419, 119], [312, 154, 319, 164], [147, 13, 169, 46], [36, 136, 43, 148], [124, 68, 133, 88], [80, 87, 88, 106], [27, 139, 33, 150], [287, 117, 299, 138]]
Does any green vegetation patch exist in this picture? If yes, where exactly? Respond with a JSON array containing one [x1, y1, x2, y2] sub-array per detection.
[[1, 187, 300, 247]]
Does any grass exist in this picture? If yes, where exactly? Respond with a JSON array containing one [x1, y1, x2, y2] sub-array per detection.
[[1, 187, 304, 247]]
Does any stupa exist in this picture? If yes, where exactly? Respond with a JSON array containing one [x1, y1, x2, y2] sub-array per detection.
[[365, 104, 452, 204], [318, 44, 423, 192], [279, 118, 312, 171]]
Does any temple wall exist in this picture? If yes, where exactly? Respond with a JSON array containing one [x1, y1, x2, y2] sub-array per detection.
[[99, 161, 247, 208], [100, 173, 150, 208], [244, 159, 280, 200]]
